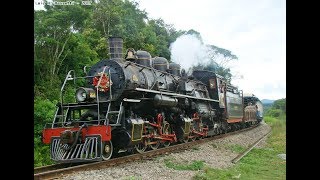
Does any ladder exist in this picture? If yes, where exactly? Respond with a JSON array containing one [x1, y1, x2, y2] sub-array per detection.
[[105, 101, 123, 127]]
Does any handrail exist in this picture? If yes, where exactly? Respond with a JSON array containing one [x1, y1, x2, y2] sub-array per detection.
[[83, 65, 91, 75], [95, 66, 109, 124], [60, 70, 76, 126], [55, 66, 114, 127], [96, 66, 106, 123], [105, 68, 113, 126]]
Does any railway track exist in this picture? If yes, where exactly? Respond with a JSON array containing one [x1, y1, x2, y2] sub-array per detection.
[[34, 162, 89, 175], [34, 124, 260, 180], [232, 129, 272, 163]]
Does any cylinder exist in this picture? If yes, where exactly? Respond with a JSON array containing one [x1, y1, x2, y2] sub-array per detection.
[[153, 57, 169, 72], [108, 37, 123, 60], [136, 50, 152, 67], [169, 62, 181, 76], [154, 94, 178, 107]]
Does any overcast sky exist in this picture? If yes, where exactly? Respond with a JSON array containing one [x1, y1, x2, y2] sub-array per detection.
[[134, 0, 285, 100], [34, 0, 286, 100]]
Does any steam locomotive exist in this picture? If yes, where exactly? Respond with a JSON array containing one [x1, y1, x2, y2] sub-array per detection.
[[42, 37, 263, 163]]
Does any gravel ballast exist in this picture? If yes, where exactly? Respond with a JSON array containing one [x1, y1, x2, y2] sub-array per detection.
[[61, 122, 271, 180]]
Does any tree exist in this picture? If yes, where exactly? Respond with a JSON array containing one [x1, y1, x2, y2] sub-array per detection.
[[272, 98, 286, 113], [34, 3, 89, 83], [92, 0, 124, 38], [186, 29, 203, 43]]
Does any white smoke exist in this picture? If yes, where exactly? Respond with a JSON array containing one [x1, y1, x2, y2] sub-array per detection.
[[169, 34, 211, 73]]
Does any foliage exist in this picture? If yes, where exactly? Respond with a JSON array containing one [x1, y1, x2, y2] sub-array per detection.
[[266, 109, 283, 118], [228, 144, 246, 153], [265, 98, 286, 118], [34, 97, 57, 131], [34, 97, 57, 167], [272, 98, 286, 113], [263, 103, 273, 113], [34, 137, 53, 167]]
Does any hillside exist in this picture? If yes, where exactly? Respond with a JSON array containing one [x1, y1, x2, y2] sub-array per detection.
[[261, 99, 275, 104]]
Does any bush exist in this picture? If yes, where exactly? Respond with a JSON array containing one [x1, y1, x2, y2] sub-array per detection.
[[264, 116, 278, 125], [34, 137, 53, 167], [265, 109, 283, 118], [34, 97, 57, 167], [34, 97, 57, 123]]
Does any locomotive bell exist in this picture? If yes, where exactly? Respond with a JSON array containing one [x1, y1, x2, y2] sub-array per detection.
[[125, 48, 136, 60]]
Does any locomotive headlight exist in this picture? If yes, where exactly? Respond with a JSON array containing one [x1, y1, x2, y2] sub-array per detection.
[[75, 87, 96, 102]]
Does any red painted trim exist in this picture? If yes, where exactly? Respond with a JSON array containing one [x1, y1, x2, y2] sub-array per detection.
[[227, 118, 243, 123], [42, 125, 111, 144], [148, 122, 160, 128]]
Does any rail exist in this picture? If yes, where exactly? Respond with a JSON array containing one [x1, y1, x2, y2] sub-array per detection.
[[231, 130, 271, 163], [34, 124, 261, 179]]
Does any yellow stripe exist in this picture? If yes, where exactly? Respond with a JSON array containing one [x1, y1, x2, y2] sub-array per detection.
[[229, 116, 243, 119]]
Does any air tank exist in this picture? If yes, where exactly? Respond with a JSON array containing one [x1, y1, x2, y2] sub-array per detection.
[[169, 62, 181, 76], [154, 94, 178, 107], [136, 50, 152, 67], [153, 57, 169, 72]]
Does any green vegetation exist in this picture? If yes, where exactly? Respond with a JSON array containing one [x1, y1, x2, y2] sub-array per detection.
[[228, 144, 246, 153], [265, 98, 286, 118], [164, 159, 205, 171], [193, 99, 286, 180], [192, 146, 200, 151], [34, 0, 238, 167]]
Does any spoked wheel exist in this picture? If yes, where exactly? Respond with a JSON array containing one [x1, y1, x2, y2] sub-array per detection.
[[163, 141, 171, 147], [190, 135, 196, 141], [149, 139, 160, 150], [183, 136, 189, 143], [149, 129, 160, 150], [102, 141, 113, 160], [135, 141, 147, 154], [162, 123, 171, 147]]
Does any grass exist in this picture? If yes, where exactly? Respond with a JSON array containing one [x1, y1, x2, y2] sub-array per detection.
[[192, 146, 200, 151], [164, 158, 205, 171], [193, 115, 286, 180], [228, 144, 246, 153]]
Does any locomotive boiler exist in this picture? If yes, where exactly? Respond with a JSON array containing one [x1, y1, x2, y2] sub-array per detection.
[[42, 37, 263, 163]]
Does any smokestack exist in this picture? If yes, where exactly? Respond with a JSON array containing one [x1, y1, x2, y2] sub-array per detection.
[[108, 37, 123, 60]]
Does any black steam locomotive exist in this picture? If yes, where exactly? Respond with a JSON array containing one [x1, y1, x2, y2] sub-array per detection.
[[42, 37, 263, 163]]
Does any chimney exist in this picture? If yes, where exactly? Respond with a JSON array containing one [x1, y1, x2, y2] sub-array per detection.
[[108, 37, 123, 60]]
